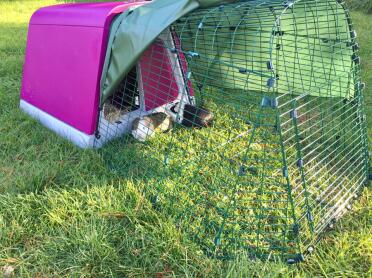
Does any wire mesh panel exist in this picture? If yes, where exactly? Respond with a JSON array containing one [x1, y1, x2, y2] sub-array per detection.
[[272, 0, 369, 254], [96, 0, 368, 262]]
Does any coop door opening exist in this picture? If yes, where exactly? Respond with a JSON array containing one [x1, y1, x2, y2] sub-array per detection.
[[103, 66, 140, 123]]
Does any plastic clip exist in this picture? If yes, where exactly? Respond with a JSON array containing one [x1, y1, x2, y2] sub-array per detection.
[[290, 109, 298, 119], [239, 68, 248, 74], [238, 166, 246, 176], [187, 51, 199, 58], [287, 254, 304, 264], [284, 1, 294, 8], [163, 156, 169, 165], [267, 77, 276, 88], [352, 54, 360, 64], [186, 71, 192, 79], [352, 43, 360, 51], [267, 60, 274, 70], [306, 211, 313, 222], [282, 167, 288, 177], [350, 30, 357, 39], [95, 130, 101, 139]]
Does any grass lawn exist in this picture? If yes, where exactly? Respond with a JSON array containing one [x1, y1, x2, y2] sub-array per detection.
[[0, 1, 371, 277]]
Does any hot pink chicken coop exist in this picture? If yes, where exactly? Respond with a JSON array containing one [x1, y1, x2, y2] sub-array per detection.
[[20, 1, 194, 148]]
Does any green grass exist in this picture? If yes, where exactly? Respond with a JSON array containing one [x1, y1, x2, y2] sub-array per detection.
[[0, 1, 371, 277], [346, 0, 372, 13]]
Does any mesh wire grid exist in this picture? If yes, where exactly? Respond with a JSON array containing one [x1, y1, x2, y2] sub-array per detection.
[[95, 0, 369, 262]]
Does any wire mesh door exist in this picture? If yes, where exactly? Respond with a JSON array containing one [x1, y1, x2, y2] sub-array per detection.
[[272, 0, 369, 254]]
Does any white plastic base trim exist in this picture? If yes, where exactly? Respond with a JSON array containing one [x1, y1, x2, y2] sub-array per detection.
[[20, 100, 96, 148], [20, 100, 176, 148]]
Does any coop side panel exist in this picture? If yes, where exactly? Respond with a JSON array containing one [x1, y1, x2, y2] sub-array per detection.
[[20, 24, 104, 135]]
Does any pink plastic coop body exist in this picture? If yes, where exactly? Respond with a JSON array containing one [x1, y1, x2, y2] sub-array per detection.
[[20, 2, 193, 148]]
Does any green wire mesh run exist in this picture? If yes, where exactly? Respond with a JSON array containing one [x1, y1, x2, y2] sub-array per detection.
[[97, 0, 369, 262]]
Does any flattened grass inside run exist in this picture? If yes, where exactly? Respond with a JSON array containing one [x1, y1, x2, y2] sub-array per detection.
[[0, 1, 371, 277]]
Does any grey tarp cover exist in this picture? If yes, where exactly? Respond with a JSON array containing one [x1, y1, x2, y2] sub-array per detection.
[[100, 0, 238, 106]]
